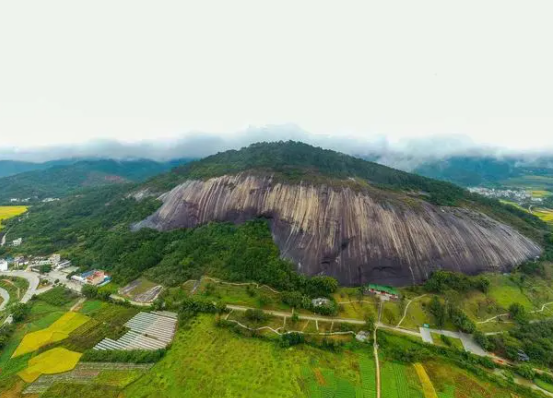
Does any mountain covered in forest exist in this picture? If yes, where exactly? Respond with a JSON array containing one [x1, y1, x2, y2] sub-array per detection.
[[413, 155, 553, 188], [0, 158, 191, 203], [134, 141, 546, 286]]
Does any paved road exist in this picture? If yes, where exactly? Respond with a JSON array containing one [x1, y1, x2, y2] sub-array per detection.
[[0, 287, 9, 311], [0, 270, 39, 303]]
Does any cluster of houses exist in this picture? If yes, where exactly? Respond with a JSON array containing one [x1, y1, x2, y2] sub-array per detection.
[[468, 187, 544, 204], [9, 197, 59, 204], [28, 253, 72, 271]]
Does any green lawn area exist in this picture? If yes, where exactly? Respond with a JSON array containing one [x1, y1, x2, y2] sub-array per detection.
[[381, 301, 402, 326], [335, 297, 378, 320], [123, 314, 373, 398], [400, 297, 431, 330], [196, 277, 287, 311]]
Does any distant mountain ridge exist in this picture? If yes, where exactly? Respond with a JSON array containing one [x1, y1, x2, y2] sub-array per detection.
[[0, 158, 192, 203], [413, 156, 553, 188]]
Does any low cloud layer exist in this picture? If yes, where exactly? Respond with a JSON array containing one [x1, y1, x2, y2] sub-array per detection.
[[1, 125, 552, 171]]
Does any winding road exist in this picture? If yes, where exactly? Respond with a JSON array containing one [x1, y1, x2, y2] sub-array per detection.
[[0, 270, 40, 303]]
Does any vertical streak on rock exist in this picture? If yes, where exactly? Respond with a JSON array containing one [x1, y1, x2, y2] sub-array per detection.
[[135, 175, 543, 286]]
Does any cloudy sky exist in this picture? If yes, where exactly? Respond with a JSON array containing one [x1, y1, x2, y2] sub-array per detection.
[[0, 0, 552, 160]]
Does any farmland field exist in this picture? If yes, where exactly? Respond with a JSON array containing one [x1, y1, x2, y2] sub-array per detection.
[[0, 205, 27, 230], [423, 361, 515, 398], [381, 360, 424, 398], [124, 314, 370, 398], [18, 347, 82, 382], [533, 208, 553, 225], [12, 311, 90, 357]]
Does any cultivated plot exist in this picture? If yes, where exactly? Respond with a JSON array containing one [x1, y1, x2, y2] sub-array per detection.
[[93, 311, 177, 351], [12, 311, 90, 357]]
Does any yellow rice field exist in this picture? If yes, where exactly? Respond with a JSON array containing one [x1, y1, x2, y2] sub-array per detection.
[[0, 206, 28, 230], [534, 208, 553, 225], [12, 311, 90, 357], [414, 363, 438, 398], [18, 347, 82, 382]]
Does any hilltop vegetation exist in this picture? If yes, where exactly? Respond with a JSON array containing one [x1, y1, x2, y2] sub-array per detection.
[[146, 142, 549, 245]]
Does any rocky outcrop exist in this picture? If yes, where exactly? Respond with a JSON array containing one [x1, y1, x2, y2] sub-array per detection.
[[134, 175, 542, 286]]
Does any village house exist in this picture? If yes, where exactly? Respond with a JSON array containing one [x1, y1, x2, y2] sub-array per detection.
[[71, 270, 111, 286], [364, 284, 400, 300], [0, 259, 8, 272], [12, 238, 22, 247]]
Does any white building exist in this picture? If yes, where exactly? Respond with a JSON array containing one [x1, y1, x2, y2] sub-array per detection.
[[0, 259, 8, 271], [12, 238, 22, 247], [56, 260, 72, 270], [49, 254, 61, 265]]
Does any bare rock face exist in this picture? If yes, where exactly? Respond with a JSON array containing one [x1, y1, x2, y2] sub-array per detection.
[[134, 175, 542, 286]]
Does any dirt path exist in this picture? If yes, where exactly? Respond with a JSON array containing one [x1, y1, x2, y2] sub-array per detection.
[[374, 300, 383, 398], [477, 301, 553, 324], [202, 276, 280, 294], [396, 294, 427, 328], [70, 297, 86, 312]]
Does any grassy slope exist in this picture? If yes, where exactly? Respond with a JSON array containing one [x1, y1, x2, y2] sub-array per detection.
[[123, 314, 374, 398], [121, 314, 532, 398]]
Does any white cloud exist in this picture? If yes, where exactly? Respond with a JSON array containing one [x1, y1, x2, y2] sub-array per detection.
[[0, 0, 552, 152]]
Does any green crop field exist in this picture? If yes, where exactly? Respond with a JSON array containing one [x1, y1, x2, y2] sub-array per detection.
[[424, 361, 514, 398], [42, 383, 121, 398], [380, 360, 423, 398], [124, 314, 372, 398]]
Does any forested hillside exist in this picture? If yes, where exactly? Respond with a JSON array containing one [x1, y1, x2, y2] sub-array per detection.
[[0, 158, 191, 203], [414, 155, 553, 188]]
